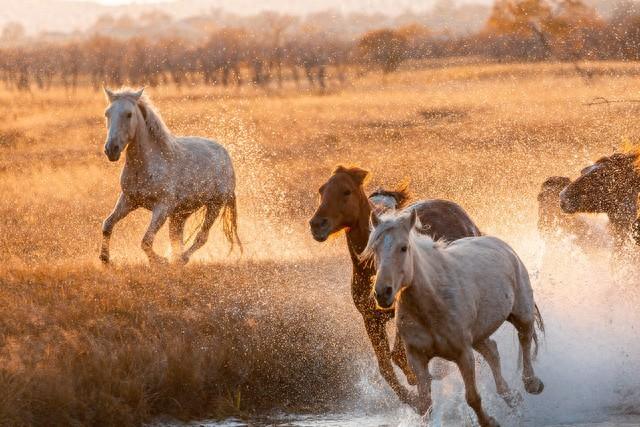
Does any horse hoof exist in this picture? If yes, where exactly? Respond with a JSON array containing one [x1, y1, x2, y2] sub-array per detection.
[[484, 416, 500, 427], [500, 390, 523, 408], [524, 376, 544, 395]]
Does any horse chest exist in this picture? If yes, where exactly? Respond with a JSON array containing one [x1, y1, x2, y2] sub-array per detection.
[[120, 166, 170, 205], [397, 307, 464, 358]]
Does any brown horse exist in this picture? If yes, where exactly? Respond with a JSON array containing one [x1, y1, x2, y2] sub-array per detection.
[[560, 152, 640, 250], [309, 165, 481, 409], [538, 176, 612, 251]]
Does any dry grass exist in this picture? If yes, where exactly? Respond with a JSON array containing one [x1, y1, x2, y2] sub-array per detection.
[[2, 61, 640, 425]]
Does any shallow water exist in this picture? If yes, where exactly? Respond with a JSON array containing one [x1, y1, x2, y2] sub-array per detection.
[[157, 231, 640, 427], [167, 412, 640, 426]]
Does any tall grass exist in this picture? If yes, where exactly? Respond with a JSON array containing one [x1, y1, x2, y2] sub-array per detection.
[[0, 261, 365, 425]]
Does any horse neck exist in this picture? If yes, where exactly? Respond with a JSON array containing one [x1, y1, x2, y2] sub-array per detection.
[[125, 114, 173, 169], [346, 192, 373, 270]]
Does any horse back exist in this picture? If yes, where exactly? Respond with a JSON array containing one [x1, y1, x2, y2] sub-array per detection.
[[411, 199, 481, 242]]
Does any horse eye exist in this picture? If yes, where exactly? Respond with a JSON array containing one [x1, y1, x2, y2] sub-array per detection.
[[343, 190, 351, 196], [126, 112, 132, 119], [400, 246, 408, 252]]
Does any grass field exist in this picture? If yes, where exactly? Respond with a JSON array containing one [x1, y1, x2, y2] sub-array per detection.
[[1, 61, 640, 426]]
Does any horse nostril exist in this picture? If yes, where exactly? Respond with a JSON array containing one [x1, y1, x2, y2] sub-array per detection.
[[310, 217, 328, 229], [384, 287, 392, 296]]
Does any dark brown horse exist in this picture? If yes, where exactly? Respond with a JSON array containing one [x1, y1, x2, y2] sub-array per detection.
[[560, 152, 640, 249], [538, 176, 611, 251], [309, 165, 481, 409]]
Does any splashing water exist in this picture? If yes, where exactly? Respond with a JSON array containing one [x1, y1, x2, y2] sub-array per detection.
[[160, 225, 640, 427]]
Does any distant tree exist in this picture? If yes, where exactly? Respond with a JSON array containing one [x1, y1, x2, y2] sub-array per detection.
[[201, 28, 246, 86], [1, 22, 26, 43], [139, 11, 172, 27], [482, 0, 603, 60], [397, 23, 433, 59], [356, 29, 409, 74]]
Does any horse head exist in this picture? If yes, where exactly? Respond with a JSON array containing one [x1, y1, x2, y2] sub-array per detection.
[[103, 87, 145, 162], [364, 209, 419, 309], [560, 153, 640, 217], [309, 165, 370, 242], [537, 176, 572, 234]]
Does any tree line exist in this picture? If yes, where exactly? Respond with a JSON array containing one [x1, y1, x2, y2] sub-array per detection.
[[3, 0, 640, 92]]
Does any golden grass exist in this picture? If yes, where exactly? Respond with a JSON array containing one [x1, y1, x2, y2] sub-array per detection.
[[2, 61, 640, 425]]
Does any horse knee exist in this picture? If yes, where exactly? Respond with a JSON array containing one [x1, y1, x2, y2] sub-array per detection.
[[391, 346, 403, 364], [102, 219, 113, 236], [141, 237, 153, 251], [485, 339, 498, 353], [465, 388, 482, 408]]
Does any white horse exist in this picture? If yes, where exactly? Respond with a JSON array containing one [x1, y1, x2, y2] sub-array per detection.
[[362, 209, 544, 427], [99, 87, 241, 265]]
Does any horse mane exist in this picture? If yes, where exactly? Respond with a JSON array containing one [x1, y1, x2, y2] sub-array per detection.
[[594, 151, 639, 170], [110, 87, 175, 150], [369, 178, 412, 209], [360, 211, 447, 263]]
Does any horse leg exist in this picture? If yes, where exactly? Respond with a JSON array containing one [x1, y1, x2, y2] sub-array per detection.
[[457, 349, 500, 427], [363, 317, 417, 410], [474, 338, 521, 408], [391, 333, 417, 385], [405, 347, 432, 416], [141, 203, 171, 265], [100, 193, 136, 264], [168, 213, 187, 263], [512, 319, 544, 395], [181, 201, 222, 263]]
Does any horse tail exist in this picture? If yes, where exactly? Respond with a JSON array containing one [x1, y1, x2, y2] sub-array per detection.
[[532, 303, 545, 360], [222, 192, 242, 254], [517, 302, 545, 370]]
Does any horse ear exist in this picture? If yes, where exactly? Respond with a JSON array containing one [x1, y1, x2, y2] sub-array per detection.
[[406, 209, 418, 230], [334, 166, 369, 186], [370, 210, 381, 229], [103, 86, 115, 102], [349, 167, 370, 186], [133, 87, 145, 100]]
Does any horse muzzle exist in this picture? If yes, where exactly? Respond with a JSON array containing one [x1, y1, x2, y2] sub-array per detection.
[[374, 286, 394, 309], [104, 143, 122, 162], [559, 189, 577, 214], [309, 216, 331, 242]]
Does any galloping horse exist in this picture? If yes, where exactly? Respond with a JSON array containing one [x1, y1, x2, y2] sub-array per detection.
[[99, 88, 241, 265], [363, 210, 544, 427], [309, 165, 481, 409], [538, 176, 611, 251], [559, 152, 640, 250]]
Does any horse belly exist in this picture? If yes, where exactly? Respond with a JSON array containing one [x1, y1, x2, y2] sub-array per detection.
[[470, 282, 515, 342], [176, 144, 234, 202]]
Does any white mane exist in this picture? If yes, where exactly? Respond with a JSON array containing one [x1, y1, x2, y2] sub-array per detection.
[[111, 88, 175, 150], [361, 211, 446, 263]]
